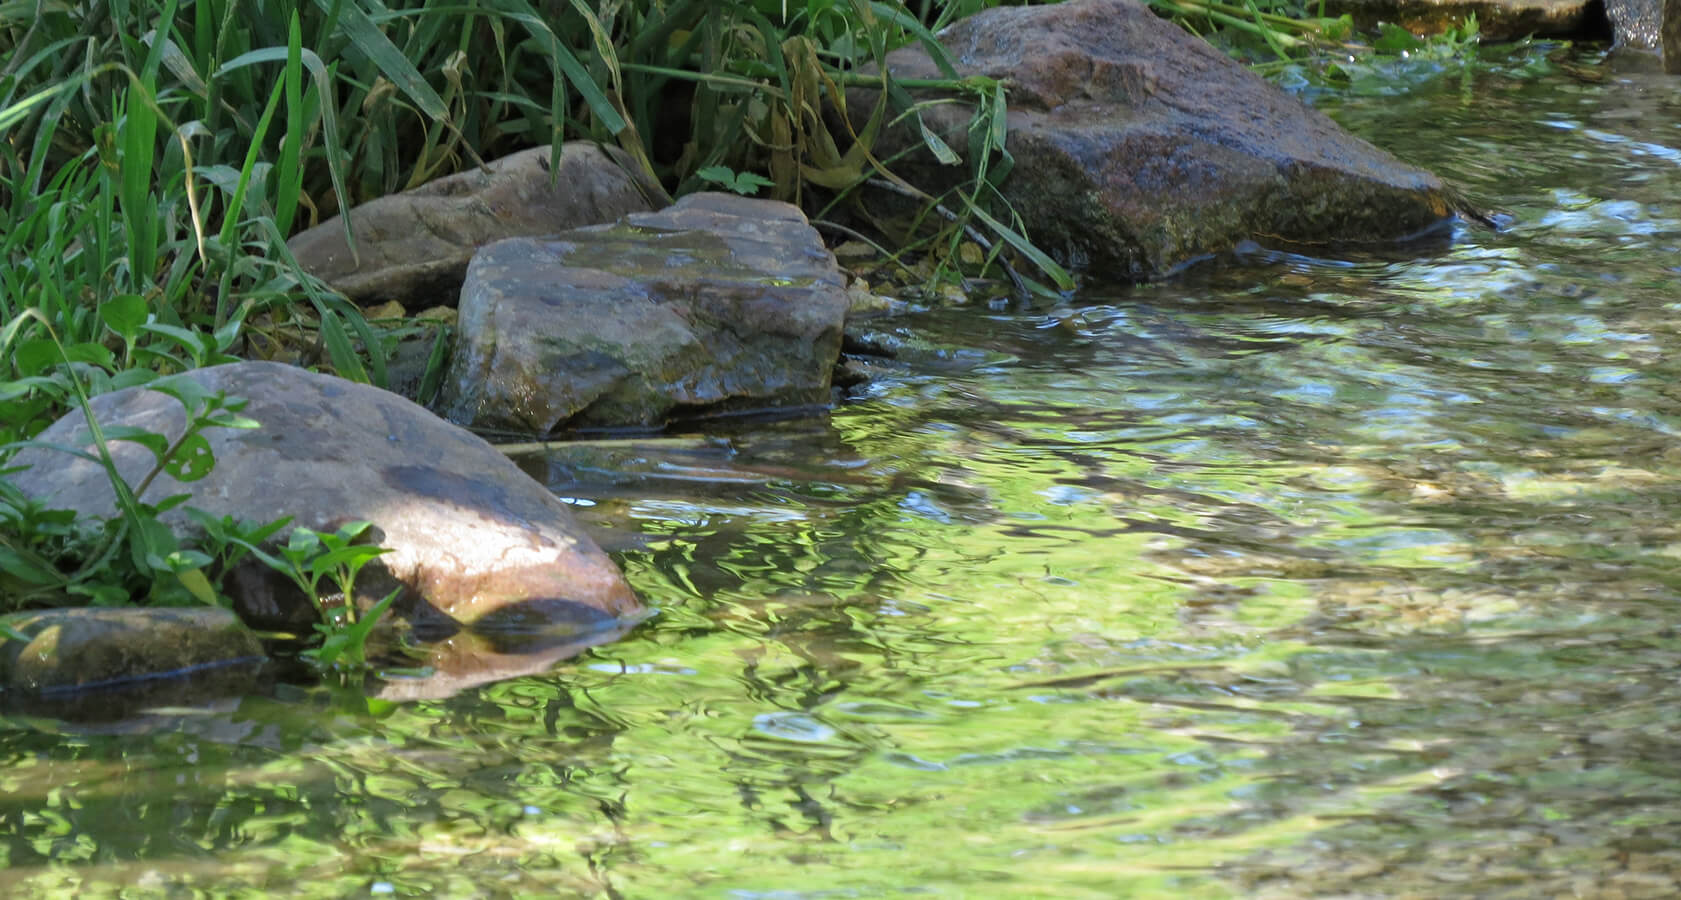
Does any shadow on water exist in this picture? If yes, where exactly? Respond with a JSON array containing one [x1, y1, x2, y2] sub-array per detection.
[[9, 40, 1681, 898]]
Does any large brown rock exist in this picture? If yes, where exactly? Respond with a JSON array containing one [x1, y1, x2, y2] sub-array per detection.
[[851, 0, 1455, 280], [5, 362, 640, 634], [440, 192, 850, 433], [288, 143, 666, 308]]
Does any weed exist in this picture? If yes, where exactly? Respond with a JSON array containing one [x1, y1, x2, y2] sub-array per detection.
[[231, 521, 399, 673]]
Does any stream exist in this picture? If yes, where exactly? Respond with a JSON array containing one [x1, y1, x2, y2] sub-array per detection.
[[5, 41, 1681, 898]]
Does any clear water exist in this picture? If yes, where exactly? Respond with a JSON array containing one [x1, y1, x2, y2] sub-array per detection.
[[8, 43, 1681, 898]]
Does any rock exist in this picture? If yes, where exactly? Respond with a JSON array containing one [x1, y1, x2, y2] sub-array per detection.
[[1321, 0, 1593, 40], [0, 607, 264, 694], [440, 191, 850, 433], [1606, 0, 1681, 72], [288, 143, 667, 308], [5, 362, 641, 633], [849, 0, 1455, 281]]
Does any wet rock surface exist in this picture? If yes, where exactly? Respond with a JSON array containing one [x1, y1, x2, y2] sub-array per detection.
[[6, 362, 641, 633], [288, 143, 665, 309], [0, 607, 264, 696], [850, 0, 1455, 280], [441, 191, 850, 433], [1606, 0, 1681, 72]]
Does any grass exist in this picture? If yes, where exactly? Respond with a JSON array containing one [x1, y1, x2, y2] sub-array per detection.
[[0, 0, 1486, 676]]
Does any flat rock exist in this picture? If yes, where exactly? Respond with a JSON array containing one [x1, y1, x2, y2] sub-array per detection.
[[850, 0, 1455, 280], [288, 143, 666, 308], [440, 192, 850, 433], [1322, 0, 1594, 40], [6, 362, 641, 634], [0, 607, 264, 694]]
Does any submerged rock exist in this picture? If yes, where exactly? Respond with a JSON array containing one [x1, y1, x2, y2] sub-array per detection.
[[0, 607, 265, 695], [6, 362, 641, 634], [288, 143, 666, 309], [850, 0, 1455, 280], [441, 191, 850, 433]]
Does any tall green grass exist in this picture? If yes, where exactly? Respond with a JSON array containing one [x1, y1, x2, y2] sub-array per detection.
[[0, 0, 1478, 629], [0, 0, 1055, 630]]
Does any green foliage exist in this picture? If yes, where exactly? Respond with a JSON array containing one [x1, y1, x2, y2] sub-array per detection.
[[0, 0, 1071, 650], [1147, 0, 1481, 72], [697, 165, 777, 196], [230, 521, 397, 673], [0, 323, 257, 611], [0, 0, 428, 670]]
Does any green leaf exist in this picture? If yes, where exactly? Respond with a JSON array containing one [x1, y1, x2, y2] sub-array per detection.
[[163, 432, 215, 482], [99, 294, 149, 339], [337, 304, 388, 389], [286, 528, 324, 557], [174, 565, 220, 607], [13, 339, 61, 376], [1374, 23, 1425, 53], [58, 342, 116, 369], [161, 549, 214, 571], [145, 372, 219, 417], [918, 114, 961, 166], [0, 546, 64, 586], [0, 84, 66, 137], [416, 327, 450, 407], [868, 2, 958, 78], [308, 0, 447, 121], [959, 192, 1076, 292], [201, 411, 261, 430], [501, 0, 628, 135], [100, 425, 172, 466], [121, 80, 160, 288], [697, 165, 737, 186], [274, 10, 305, 236], [319, 309, 371, 384], [333, 521, 374, 542], [212, 44, 354, 254], [138, 322, 213, 363]]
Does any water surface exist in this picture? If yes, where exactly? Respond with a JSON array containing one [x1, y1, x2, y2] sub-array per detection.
[[7, 42, 1681, 898]]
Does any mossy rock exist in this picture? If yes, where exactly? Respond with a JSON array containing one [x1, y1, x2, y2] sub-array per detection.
[[0, 607, 266, 694]]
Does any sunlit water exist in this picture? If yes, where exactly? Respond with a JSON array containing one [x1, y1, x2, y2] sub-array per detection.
[[7, 43, 1681, 898]]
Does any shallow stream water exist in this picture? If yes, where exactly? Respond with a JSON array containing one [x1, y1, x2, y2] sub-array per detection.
[[7, 42, 1681, 898]]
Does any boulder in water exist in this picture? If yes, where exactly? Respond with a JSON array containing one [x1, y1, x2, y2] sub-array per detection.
[[6, 362, 641, 634], [441, 191, 850, 433], [849, 0, 1457, 280]]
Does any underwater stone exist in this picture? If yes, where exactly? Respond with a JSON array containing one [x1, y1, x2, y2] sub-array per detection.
[[0, 607, 264, 694]]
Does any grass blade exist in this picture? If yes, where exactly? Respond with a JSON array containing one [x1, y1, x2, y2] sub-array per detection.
[[274, 11, 305, 236], [309, 0, 447, 121]]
